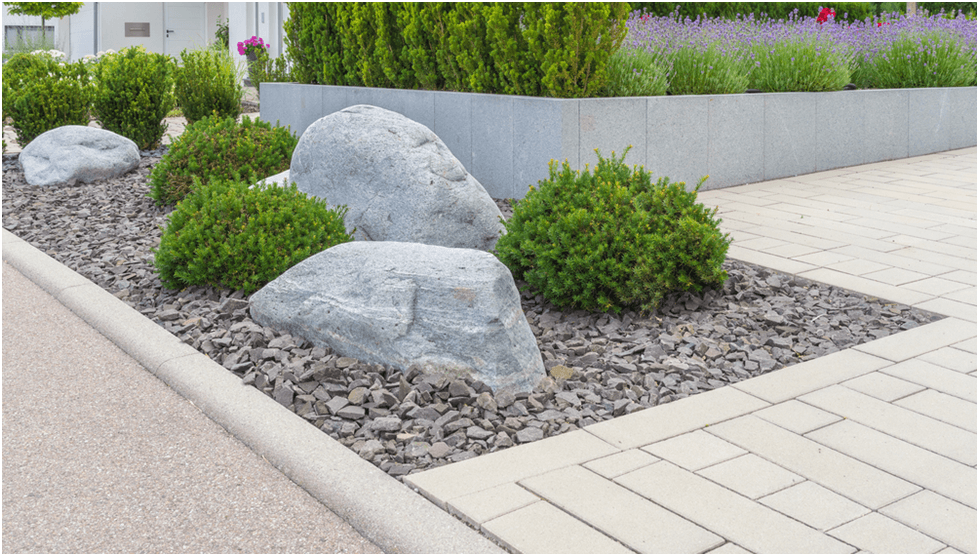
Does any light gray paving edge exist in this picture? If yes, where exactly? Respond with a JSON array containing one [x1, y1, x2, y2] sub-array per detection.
[[1, 228, 503, 555]]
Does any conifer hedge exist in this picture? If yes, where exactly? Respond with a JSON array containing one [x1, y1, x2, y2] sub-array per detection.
[[284, 2, 628, 98]]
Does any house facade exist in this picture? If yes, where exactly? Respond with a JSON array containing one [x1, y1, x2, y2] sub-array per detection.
[[2, 2, 288, 67]]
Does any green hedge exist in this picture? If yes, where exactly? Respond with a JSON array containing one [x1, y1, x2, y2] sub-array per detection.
[[284, 2, 628, 98]]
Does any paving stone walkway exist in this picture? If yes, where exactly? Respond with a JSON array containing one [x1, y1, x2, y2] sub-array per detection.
[[405, 147, 977, 554]]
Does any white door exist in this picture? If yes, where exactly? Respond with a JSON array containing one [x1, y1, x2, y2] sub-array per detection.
[[164, 3, 206, 61]]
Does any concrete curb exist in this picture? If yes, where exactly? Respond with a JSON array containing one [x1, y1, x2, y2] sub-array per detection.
[[2, 228, 503, 554]]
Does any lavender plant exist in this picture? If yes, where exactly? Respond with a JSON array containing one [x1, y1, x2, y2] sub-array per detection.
[[601, 47, 669, 97]]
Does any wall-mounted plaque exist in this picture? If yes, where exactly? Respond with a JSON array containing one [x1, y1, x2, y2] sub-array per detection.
[[125, 22, 150, 37]]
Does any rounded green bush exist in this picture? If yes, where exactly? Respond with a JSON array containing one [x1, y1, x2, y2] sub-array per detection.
[[92, 46, 175, 150], [174, 46, 243, 124], [153, 176, 353, 295], [3, 52, 92, 145], [148, 114, 297, 206], [495, 149, 731, 314]]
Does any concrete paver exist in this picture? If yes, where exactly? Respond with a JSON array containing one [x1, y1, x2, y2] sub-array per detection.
[[753, 399, 843, 434], [916, 346, 977, 373], [759, 481, 870, 532], [616, 461, 855, 554], [893, 389, 977, 432], [879, 491, 977, 554], [520, 466, 723, 554], [805, 420, 976, 509], [481, 501, 632, 554], [800, 385, 977, 466], [840, 371, 926, 402], [582, 449, 659, 479], [641, 430, 746, 471], [697, 453, 804, 500], [828, 512, 947, 554], [880, 359, 978, 402]]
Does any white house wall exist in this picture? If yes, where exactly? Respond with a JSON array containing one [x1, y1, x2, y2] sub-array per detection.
[[66, 3, 97, 60], [228, 1, 286, 58], [2, 7, 65, 53], [99, 3, 165, 54]]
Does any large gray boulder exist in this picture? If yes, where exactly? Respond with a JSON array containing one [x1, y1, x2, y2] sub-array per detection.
[[249, 241, 545, 394], [290, 105, 505, 251], [19, 125, 139, 186]]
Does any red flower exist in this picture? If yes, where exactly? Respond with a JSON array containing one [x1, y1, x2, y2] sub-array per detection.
[[816, 7, 836, 23]]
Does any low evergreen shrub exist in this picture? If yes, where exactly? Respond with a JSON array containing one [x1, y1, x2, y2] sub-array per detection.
[[154, 176, 353, 295], [495, 149, 730, 314], [148, 115, 297, 206], [92, 46, 175, 150], [174, 46, 242, 124], [3, 51, 92, 145]]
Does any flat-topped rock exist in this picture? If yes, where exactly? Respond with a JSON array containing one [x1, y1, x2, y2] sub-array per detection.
[[289, 105, 505, 250], [249, 241, 545, 393], [19, 125, 139, 186]]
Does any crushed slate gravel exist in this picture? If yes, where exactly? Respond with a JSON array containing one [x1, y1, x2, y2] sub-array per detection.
[[2, 152, 945, 479]]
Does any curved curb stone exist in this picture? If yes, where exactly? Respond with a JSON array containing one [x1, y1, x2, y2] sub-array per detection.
[[1, 228, 503, 555]]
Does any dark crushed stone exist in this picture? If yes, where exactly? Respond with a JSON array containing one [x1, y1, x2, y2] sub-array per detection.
[[2, 155, 944, 479]]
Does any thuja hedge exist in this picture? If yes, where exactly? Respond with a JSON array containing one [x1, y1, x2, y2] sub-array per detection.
[[284, 2, 629, 98]]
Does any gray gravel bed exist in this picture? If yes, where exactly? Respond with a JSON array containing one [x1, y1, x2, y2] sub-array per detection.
[[2, 152, 943, 478]]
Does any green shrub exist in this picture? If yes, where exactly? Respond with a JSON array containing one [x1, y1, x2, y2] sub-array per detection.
[[174, 46, 242, 124], [148, 115, 297, 206], [3, 51, 92, 145], [667, 42, 752, 95], [92, 46, 175, 150], [153, 176, 353, 294], [749, 35, 855, 92], [495, 149, 730, 313], [602, 47, 669, 96], [853, 29, 977, 88], [248, 49, 293, 96]]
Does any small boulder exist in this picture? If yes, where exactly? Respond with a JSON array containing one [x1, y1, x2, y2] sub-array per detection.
[[290, 105, 505, 250], [249, 241, 545, 393], [20, 125, 139, 186]]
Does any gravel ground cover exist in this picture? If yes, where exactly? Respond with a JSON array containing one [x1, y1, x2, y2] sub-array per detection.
[[2, 151, 944, 479]]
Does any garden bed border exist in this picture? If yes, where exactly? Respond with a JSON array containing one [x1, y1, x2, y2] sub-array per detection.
[[261, 83, 977, 199]]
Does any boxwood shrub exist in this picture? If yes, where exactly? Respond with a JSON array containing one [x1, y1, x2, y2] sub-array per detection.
[[495, 149, 731, 314], [153, 176, 353, 295]]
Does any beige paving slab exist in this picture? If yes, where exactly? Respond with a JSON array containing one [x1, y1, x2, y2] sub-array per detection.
[[759, 481, 870, 532], [481, 501, 632, 554], [520, 466, 723, 554], [915, 297, 979, 322], [726, 244, 819, 275], [797, 268, 935, 306], [707, 543, 752, 554], [853, 318, 976, 363], [951, 338, 977, 353], [880, 491, 977, 554], [446, 483, 541, 528], [841, 371, 926, 402], [753, 400, 843, 434], [805, 420, 976, 510], [828, 244, 958, 275], [707, 416, 920, 509], [793, 250, 857, 267], [697, 453, 804, 499], [943, 285, 977, 305], [403, 430, 618, 505], [862, 267, 933, 286], [763, 242, 824, 258], [582, 449, 659, 479], [941, 270, 978, 286], [905, 277, 973, 297], [889, 246, 977, 272], [731, 348, 890, 404], [825, 258, 893, 276], [616, 461, 856, 554], [800, 385, 977, 466], [640, 429, 746, 471], [937, 547, 965, 554], [880, 359, 978, 402], [585, 386, 769, 450], [918, 346, 978, 373], [893, 389, 977, 433], [828, 512, 947, 554]]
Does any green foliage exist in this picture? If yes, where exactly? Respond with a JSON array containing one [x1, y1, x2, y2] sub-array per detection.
[[175, 46, 242, 124], [215, 14, 229, 50], [148, 115, 297, 206], [91, 46, 175, 150], [153, 176, 353, 294], [523, 3, 629, 98], [749, 35, 855, 92], [3, 2, 83, 19], [602, 47, 669, 96], [630, 3, 876, 21], [400, 3, 453, 90], [853, 29, 977, 88], [495, 149, 730, 314], [2, 51, 92, 145], [667, 43, 752, 95]]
